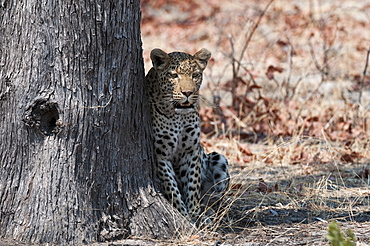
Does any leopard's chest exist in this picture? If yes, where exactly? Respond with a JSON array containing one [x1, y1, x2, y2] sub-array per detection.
[[152, 111, 200, 163]]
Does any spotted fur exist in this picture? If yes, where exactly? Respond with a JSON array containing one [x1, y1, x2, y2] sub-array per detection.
[[146, 48, 229, 219]]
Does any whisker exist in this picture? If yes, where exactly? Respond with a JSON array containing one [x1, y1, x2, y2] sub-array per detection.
[[198, 94, 215, 108]]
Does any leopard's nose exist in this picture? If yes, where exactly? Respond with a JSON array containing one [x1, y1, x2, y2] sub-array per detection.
[[182, 91, 193, 97]]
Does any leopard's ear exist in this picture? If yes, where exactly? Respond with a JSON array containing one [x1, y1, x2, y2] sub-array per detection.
[[193, 48, 211, 70], [150, 48, 170, 70]]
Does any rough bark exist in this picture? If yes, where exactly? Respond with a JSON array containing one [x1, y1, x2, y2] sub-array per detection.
[[0, 0, 189, 244]]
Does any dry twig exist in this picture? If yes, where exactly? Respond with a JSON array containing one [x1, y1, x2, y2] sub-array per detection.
[[354, 47, 370, 126]]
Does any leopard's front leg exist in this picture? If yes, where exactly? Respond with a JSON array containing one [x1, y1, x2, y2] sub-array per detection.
[[179, 156, 202, 219], [179, 122, 202, 219], [157, 159, 189, 217]]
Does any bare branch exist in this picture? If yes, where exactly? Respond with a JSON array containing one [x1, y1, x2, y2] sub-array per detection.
[[354, 47, 370, 125], [358, 48, 370, 106], [235, 0, 275, 77]]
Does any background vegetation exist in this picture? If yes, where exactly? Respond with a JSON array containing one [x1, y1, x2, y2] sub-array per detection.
[[140, 0, 370, 244]]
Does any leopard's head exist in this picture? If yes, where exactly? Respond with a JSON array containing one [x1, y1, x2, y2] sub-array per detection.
[[149, 48, 211, 113]]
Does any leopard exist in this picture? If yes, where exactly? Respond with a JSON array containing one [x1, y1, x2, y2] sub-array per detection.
[[145, 48, 230, 220]]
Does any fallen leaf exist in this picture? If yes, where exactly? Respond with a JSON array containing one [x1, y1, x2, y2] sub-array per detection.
[[265, 65, 283, 80]]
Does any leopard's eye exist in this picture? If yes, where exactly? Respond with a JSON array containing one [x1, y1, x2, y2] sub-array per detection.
[[168, 72, 178, 79], [192, 73, 201, 79]]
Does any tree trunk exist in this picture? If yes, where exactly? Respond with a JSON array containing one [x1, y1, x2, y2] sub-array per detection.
[[0, 1, 189, 244]]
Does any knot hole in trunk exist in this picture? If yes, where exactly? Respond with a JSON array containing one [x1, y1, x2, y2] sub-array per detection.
[[23, 98, 61, 136]]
